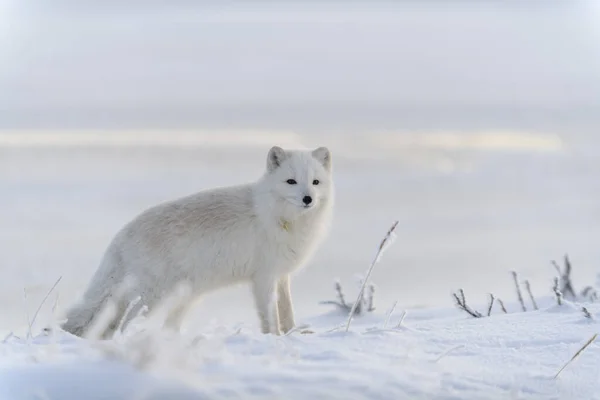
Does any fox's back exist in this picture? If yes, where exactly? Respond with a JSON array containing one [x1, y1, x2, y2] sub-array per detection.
[[113, 184, 261, 289]]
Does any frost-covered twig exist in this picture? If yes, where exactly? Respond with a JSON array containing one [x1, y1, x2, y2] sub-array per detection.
[[320, 279, 376, 316], [434, 345, 465, 363], [524, 280, 538, 311], [366, 284, 376, 312], [284, 323, 312, 336], [383, 301, 398, 329], [554, 333, 598, 379], [486, 294, 495, 316], [581, 307, 592, 319], [335, 280, 347, 308], [52, 292, 60, 315], [396, 310, 407, 328], [580, 286, 598, 302], [497, 298, 508, 314], [319, 300, 349, 311], [552, 260, 561, 276], [562, 255, 576, 299], [28, 276, 63, 339], [345, 221, 398, 332], [511, 271, 527, 312], [2, 332, 14, 343], [23, 288, 31, 340], [552, 255, 576, 300], [452, 289, 482, 318], [553, 277, 563, 306]]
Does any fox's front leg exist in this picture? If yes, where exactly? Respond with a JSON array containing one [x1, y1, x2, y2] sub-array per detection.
[[277, 275, 295, 334], [251, 274, 281, 335]]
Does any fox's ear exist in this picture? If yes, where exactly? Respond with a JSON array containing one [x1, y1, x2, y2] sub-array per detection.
[[267, 146, 287, 172], [312, 147, 331, 171]]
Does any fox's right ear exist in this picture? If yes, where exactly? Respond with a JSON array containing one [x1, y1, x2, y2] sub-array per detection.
[[267, 146, 286, 172]]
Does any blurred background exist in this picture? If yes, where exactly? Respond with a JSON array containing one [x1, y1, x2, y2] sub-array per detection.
[[1, 1, 599, 332]]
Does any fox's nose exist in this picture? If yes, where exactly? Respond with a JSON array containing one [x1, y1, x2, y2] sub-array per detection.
[[302, 195, 313, 205]]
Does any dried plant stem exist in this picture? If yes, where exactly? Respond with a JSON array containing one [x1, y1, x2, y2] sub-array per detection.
[[452, 289, 482, 318], [553, 277, 563, 306], [345, 221, 399, 332], [367, 284, 376, 312], [2, 332, 14, 343], [511, 271, 527, 312], [384, 301, 398, 329], [551, 260, 562, 276], [524, 280, 538, 310], [552, 255, 576, 300], [554, 333, 597, 379], [562, 255, 576, 299], [582, 307, 592, 319], [434, 345, 465, 363], [335, 281, 347, 308], [487, 294, 495, 316], [28, 276, 63, 339], [497, 298, 508, 314], [23, 288, 31, 340], [396, 310, 407, 329], [284, 324, 312, 336]]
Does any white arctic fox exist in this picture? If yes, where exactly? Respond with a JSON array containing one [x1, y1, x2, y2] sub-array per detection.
[[61, 146, 333, 338]]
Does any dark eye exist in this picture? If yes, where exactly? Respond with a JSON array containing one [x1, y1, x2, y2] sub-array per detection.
[[312, 179, 320, 185], [286, 179, 297, 185]]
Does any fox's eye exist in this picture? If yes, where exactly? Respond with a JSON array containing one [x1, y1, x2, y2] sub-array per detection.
[[286, 179, 297, 185], [312, 179, 320, 185]]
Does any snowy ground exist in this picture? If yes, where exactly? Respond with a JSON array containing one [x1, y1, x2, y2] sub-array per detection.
[[1, 293, 600, 400]]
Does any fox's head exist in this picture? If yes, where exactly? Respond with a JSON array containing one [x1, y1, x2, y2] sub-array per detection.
[[259, 146, 333, 221]]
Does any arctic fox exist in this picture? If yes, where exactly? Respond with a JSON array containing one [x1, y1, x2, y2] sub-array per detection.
[[61, 146, 333, 338]]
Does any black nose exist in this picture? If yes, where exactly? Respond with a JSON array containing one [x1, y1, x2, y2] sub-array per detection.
[[302, 195, 313, 205]]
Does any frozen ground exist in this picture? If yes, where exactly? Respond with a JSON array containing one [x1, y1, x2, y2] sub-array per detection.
[[1, 293, 600, 400]]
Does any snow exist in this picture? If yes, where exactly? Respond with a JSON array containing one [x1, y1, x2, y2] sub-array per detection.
[[1, 296, 600, 400]]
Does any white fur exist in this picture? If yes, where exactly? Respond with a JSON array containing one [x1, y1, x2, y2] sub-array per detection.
[[61, 146, 334, 338]]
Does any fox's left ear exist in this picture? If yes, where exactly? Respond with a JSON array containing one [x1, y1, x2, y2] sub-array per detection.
[[312, 147, 331, 171]]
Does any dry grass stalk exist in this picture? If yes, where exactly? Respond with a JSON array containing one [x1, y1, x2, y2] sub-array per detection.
[[384, 301, 398, 329], [345, 220, 399, 332], [23, 288, 31, 339], [553, 277, 563, 306], [554, 333, 597, 379], [28, 276, 63, 339], [396, 310, 407, 329], [511, 271, 527, 312], [320, 279, 375, 316], [524, 280, 538, 310], [452, 289, 482, 318], [335, 281, 346, 308], [497, 298, 508, 314], [582, 307, 592, 319], [552, 255, 576, 300], [434, 344, 465, 363], [367, 284, 376, 312], [486, 294, 495, 316]]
